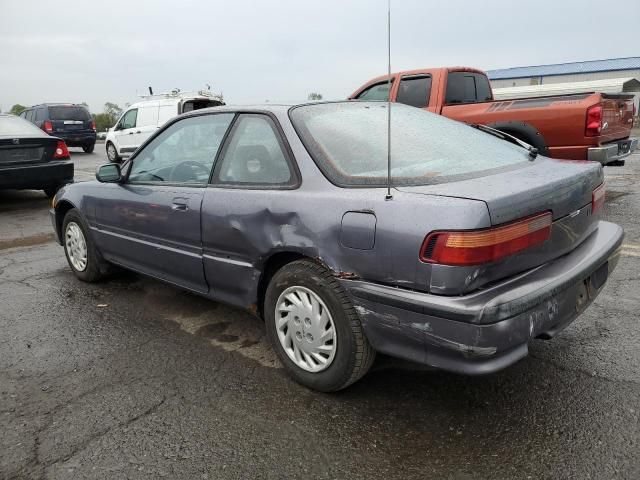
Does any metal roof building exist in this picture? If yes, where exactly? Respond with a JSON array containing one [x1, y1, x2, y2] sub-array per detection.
[[487, 57, 640, 89]]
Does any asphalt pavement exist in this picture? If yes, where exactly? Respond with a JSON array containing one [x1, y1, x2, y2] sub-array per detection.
[[1, 146, 639, 479]]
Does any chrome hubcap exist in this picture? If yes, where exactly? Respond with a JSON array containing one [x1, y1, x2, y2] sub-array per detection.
[[65, 222, 88, 272], [107, 144, 116, 161], [275, 286, 337, 373]]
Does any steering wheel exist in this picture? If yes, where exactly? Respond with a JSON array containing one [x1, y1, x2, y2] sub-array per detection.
[[169, 160, 210, 182]]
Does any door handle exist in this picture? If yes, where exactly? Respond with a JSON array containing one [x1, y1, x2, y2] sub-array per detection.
[[172, 198, 189, 211], [136, 130, 141, 134], [128, 131, 134, 135]]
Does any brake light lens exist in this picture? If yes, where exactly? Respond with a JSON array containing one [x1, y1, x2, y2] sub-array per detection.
[[90, 119, 96, 131], [53, 140, 70, 159], [592, 182, 605, 214], [585, 104, 603, 137], [43, 120, 53, 134], [420, 212, 552, 266]]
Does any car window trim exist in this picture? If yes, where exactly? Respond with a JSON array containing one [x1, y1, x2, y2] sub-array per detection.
[[124, 110, 237, 187], [208, 111, 301, 191]]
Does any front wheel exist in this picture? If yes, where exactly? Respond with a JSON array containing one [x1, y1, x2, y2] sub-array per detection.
[[62, 209, 106, 282], [264, 260, 375, 392], [106, 142, 120, 163]]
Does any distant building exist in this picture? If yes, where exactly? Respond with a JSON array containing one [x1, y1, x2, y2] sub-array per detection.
[[487, 57, 640, 113]]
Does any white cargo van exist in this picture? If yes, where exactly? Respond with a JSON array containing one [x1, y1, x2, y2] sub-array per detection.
[[105, 90, 224, 162]]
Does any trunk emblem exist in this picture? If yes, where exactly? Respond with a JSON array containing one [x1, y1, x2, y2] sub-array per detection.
[[12, 138, 19, 145]]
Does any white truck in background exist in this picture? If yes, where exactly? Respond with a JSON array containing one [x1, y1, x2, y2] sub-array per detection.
[[105, 89, 224, 163]]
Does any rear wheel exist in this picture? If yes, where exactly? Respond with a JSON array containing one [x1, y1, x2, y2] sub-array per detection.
[[62, 209, 106, 282], [106, 142, 120, 163], [83, 143, 95, 153], [264, 259, 375, 392]]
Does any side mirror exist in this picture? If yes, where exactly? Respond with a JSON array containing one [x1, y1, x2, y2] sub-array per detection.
[[96, 164, 122, 183]]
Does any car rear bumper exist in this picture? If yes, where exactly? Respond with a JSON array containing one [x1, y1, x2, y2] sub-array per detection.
[[54, 131, 96, 147], [0, 161, 74, 190], [343, 220, 623, 375], [587, 138, 637, 165]]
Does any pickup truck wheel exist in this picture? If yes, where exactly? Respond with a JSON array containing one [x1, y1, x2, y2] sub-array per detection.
[[106, 142, 120, 163], [265, 259, 375, 392], [82, 143, 95, 154], [62, 209, 105, 282]]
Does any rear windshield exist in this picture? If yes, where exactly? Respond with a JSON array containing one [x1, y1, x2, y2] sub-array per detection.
[[289, 102, 528, 186], [0, 115, 46, 136], [49, 106, 91, 121]]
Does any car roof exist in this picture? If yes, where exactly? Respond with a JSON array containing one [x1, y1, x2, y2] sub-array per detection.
[[182, 100, 356, 117]]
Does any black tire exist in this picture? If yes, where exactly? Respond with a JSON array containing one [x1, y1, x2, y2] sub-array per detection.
[[607, 159, 626, 167], [106, 142, 120, 163], [62, 208, 107, 282], [43, 185, 61, 199], [264, 259, 375, 392], [82, 143, 95, 153]]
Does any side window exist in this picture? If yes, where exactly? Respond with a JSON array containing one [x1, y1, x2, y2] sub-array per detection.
[[396, 75, 432, 108], [19, 111, 26, 118], [35, 108, 45, 122], [445, 72, 492, 104], [25, 110, 34, 122], [214, 115, 294, 186], [128, 113, 234, 184], [356, 80, 393, 101], [120, 109, 138, 129]]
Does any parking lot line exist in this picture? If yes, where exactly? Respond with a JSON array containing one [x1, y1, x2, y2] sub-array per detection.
[[622, 243, 640, 250]]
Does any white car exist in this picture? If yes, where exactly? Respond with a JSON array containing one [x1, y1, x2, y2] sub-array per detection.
[[105, 90, 224, 163]]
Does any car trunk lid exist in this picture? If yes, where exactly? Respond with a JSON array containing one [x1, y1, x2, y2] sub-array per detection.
[[0, 136, 58, 166], [398, 157, 602, 224], [399, 158, 604, 295]]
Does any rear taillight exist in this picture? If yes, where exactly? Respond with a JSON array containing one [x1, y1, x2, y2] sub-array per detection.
[[43, 120, 53, 134], [420, 212, 552, 266], [585, 104, 603, 137], [90, 120, 96, 131], [592, 182, 605, 214], [53, 140, 70, 160]]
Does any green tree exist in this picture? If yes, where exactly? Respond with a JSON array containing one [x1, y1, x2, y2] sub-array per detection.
[[307, 93, 323, 101], [92, 102, 123, 132], [9, 104, 27, 115]]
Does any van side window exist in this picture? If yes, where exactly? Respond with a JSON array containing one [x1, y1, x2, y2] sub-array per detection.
[[35, 108, 45, 122], [397, 75, 432, 108], [120, 109, 138, 129]]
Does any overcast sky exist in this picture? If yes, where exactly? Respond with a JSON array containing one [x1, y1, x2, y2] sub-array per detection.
[[1, 0, 638, 113]]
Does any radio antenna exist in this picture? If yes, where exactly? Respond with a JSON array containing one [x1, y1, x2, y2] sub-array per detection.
[[385, 0, 393, 200]]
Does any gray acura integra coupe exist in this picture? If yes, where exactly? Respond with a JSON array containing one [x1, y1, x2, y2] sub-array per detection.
[[50, 101, 623, 391]]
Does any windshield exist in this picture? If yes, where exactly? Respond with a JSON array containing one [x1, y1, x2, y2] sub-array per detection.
[[49, 106, 91, 121], [289, 102, 529, 186]]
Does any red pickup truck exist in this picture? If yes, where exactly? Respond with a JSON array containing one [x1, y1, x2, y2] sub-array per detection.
[[350, 67, 638, 165]]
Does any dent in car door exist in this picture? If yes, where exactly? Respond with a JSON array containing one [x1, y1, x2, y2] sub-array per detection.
[[93, 112, 236, 293]]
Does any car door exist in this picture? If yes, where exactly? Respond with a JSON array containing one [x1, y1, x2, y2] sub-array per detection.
[[92, 112, 235, 293], [201, 113, 299, 306], [133, 103, 160, 148], [113, 108, 138, 155]]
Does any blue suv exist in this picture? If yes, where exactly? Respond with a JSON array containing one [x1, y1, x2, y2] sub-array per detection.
[[20, 103, 97, 153]]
